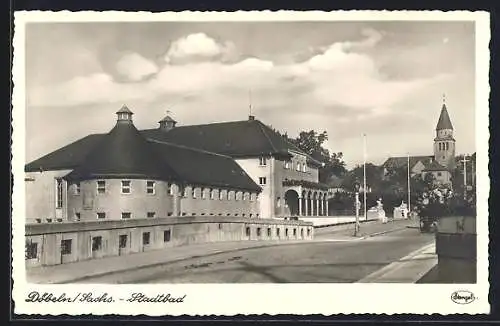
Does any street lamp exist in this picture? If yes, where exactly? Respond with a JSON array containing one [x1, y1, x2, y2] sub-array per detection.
[[354, 180, 361, 236]]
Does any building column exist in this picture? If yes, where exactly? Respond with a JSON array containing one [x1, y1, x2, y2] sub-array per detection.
[[305, 198, 309, 216], [326, 200, 329, 217], [316, 199, 320, 217], [298, 197, 302, 216], [320, 198, 324, 216]]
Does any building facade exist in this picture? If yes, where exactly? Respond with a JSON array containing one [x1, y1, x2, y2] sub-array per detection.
[[382, 100, 456, 186]]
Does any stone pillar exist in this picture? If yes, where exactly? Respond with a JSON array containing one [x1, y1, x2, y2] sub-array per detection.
[[305, 198, 309, 216], [298, 197, 302, 216], [326, 200, 329, 217], [320, 199, 324, 216]]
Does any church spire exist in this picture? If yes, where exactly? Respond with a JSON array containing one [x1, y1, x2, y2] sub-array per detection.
[[436, 95, 453, 130]]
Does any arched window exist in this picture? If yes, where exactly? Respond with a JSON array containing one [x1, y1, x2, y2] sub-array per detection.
[[192, 187, 196, 198], [209, 188, 214, 200]]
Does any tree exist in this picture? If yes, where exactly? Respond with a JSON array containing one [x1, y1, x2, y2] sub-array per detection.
[[280, 129, 347, 182]]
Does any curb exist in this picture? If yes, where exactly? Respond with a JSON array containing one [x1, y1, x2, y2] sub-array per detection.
[[359, 225, 409, 240]]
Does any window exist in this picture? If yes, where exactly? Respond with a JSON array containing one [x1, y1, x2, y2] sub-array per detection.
[[209, 189, 214, 200], [142, 232, 150, 245], [61, 239, 72, 255], [168, 184, 174, 195], [284, 161, 290, 169], [147, 212, 155, 218], [277, 197, 281, 208], [219, 189, 224, 200], [285, 228, 289, 237], [97, 180, 106, 194], [245, 227, 251, 236], [74, 182, 81, 195], [163, 230, 171, 242], [119, 235, 128, 248], [301, 229, 304, 238], [121, 180, 131, 194], [293, 228, 297, 236], [97, 212, 106, 219], [259, 177, 267, 185], [121, 212, 131, 219], [75, 212, 81, 221], [218, 223, 223, 230], [146, 181, 155, 194], [201, 188, 207, 199], [257, 228, 261, 237], [192, 187, 197, 198], [276, 228, 281, 237], [307, 228, 311, 237], [25, 241, 37, 259], [296, 163, 301, 171], [91, 236, 102, 251], [267, 228, 271, 237], [437, 172, 442, 177], [56, 179, 63, 208], [259, 156, 267, 166], [303, 164, 307, 172]]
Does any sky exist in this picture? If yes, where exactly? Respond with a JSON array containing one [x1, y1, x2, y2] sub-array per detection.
[[24, 21, 476, 169]]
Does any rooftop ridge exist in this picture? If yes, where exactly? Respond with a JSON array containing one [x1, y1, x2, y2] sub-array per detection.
[[146, 138, 234, 159], [256, 121, 278, 154]]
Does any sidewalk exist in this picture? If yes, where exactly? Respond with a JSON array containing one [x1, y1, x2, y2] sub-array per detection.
[[356, 242, 437, 283], [27, 219, 414, 284]]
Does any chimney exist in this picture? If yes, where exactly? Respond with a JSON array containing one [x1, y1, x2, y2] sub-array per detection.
[[248, 115, 255, 121]]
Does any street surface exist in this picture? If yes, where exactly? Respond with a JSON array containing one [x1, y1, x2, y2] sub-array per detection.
[[77, 225, 434, 284]]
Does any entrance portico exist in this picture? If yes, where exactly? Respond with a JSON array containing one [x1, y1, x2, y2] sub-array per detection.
[[283, 180, 330, 216]]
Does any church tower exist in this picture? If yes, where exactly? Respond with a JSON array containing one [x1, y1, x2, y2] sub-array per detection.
[[433, 96, 456, 170]]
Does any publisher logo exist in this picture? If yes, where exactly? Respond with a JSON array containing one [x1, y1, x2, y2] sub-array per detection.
[[451, 290, 475, 304]]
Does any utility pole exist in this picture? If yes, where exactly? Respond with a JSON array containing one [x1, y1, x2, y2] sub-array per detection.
[[461, 155, 469, 200], [363, 133, 367, 221], [354, 181, 361, 236], [407, 153, 411, 216]]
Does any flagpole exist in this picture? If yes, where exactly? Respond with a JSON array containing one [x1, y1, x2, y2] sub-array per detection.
[[363, 133, 367, 221]]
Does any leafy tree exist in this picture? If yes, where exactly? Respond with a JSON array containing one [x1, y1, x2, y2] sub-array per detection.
[[279, 129, 347, 182]]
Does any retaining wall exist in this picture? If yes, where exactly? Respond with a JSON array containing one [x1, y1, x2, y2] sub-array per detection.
[[25, 216, 314, 267]]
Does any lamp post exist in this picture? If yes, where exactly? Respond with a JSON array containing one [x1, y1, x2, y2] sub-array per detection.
[[461, 154, 469, 201], [354, 180, 361, 236]]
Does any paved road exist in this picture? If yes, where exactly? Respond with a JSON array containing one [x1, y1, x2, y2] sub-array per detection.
[[78, 227, 434, 284]]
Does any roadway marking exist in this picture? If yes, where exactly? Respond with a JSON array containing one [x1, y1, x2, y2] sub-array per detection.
[[356, 242, 436, 283]]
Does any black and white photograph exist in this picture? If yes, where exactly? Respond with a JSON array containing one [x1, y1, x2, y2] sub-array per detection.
[[12, 10, 490, 315]]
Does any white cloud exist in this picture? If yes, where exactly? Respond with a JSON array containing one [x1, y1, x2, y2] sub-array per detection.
[[28, 28, 446, 124], [165, 33, 235, 61], [115, 53, 159, 81]]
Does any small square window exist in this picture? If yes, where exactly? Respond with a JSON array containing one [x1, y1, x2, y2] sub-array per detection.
[[163, 230, 171, 242], [97, 212, 106, 219], [121, 212, 131, 219], [61, 239, 72, 255], [74, 182, 81, 195], [259, 157, 267, 166], [142, 232, 150, 245], [97, 180, 106, 194], [259, 177, 266, 185], [121, 180, 131, 194], [146, 181, 155, 194], [92, 236, 102, 251], [147, 212, 155, 218]]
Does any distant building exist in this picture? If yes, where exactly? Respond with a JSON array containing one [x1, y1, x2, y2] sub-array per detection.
[[382, 100, 456, 186]]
